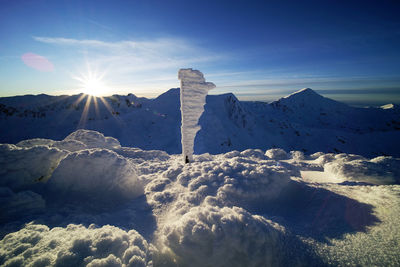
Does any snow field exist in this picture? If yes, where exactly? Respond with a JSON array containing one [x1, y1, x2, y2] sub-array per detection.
[[1, 129, 400, 266]]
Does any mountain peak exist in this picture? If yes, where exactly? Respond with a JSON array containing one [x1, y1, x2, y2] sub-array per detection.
[[381, 103, 399, 110], [272, 88, 349, 111], [283, 88, 320, 99]]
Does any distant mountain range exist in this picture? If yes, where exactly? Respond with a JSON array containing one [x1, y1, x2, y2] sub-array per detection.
[[1, 88, 399, 157]]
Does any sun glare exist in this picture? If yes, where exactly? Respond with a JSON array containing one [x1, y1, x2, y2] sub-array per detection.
[[82, 77, 107, 96], [74, 70, 109, 97]]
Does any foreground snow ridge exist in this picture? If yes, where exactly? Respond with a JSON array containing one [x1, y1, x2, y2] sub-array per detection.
[[179, 68, 215, 163], [1, 130, 400, 266]]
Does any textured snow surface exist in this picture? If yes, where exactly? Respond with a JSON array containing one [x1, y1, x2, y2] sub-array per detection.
[[1, 130, 400, 266], [179, 68, 215, 162], [0, 223, 151, 267], [158, 204, 286, 267]]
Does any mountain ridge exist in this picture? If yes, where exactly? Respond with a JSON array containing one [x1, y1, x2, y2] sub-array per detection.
[[1, 88, 399, 157]]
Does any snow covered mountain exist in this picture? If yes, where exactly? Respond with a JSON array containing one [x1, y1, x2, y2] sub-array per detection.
[[1, 88, 399, 157]]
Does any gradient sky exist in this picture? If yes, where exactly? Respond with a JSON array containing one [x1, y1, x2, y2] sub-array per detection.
[[1, 0, 400, 105]]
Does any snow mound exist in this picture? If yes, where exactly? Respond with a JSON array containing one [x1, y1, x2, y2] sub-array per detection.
[[144, 151, 292, 222], [47, 149, 144, 203], [289, 150, 305, 161], [51, 140, 89, 152], [64, 129, 121, 150], [158, 204, 286, 267], [0, 144, 67, 190], [17, 138, 88, 152], [170, 153, 291, 210], [0, 223, 152, 267], [325, 155, 400, 185], [114, 147, 170, 161], [214, 157, 291, 207], [239, 149, 268, 160], [266, 148, 288, 160]]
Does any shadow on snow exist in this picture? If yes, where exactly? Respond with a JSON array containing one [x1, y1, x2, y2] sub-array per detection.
[[255, 180, 380, 242]]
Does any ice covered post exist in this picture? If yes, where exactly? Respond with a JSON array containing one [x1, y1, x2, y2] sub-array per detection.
[[178, 68, 215, 163]]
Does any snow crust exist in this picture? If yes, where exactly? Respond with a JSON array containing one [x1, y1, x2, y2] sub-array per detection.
[[1, 130, 400, 266], [179, 68, 215, 162]]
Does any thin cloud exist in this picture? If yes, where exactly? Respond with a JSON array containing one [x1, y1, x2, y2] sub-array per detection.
[[33, 36, 224, 95], [33, 36, 221, 67], [216, 76, 400, 89]]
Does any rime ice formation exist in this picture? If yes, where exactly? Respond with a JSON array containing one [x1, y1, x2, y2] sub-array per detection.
[[178, 68, 215, 163]]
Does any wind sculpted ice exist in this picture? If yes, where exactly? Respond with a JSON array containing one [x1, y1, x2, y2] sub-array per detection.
[[178, 68, 215, 163]]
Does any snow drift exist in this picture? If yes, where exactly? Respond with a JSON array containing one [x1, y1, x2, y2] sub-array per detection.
[[0, 144, 67, 190], [47, 148, 143, 204]]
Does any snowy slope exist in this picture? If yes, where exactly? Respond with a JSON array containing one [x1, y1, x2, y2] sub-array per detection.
[[1, 130, 400, 266], [1, 88, 400, 157]]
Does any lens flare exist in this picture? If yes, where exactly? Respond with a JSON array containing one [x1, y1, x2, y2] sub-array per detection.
[[21, 52, 54, 72]]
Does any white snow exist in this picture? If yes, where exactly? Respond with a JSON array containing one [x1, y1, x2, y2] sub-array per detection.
[[324, 154, 400, 185], [64, 129, 121, 150], [266, 148, 288, 160], [0, 223, 151, 267], [17, 138, 89, 152], [1, 87, 400, 158], [47, 148, 144, 204], [178, 68, 215, 163], [1, 130, 400, 266], [158, 204, 286, 267], [381, 103, 396, 109], [0, 144, 67, 190]]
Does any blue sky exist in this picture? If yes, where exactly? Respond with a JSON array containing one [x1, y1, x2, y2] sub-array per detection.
[[1, 0, 400, 105]]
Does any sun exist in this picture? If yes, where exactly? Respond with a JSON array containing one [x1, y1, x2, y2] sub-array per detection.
[[74, 70, 109, 97], [82, 76, 107, 96]]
